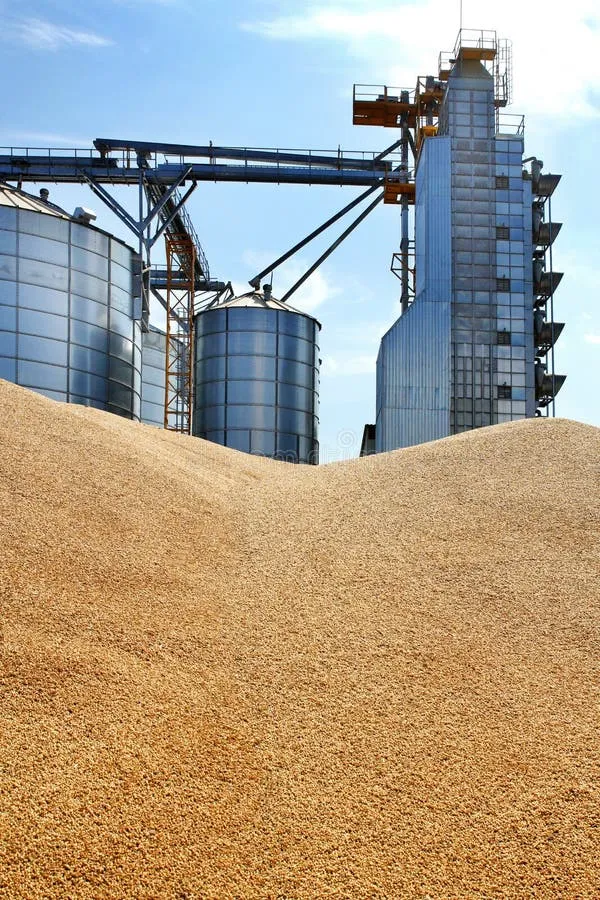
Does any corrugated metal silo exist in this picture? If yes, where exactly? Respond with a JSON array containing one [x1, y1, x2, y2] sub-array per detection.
[[140, 325, 166, 427], [0, 184, 142, 419], [193, 287, 320, 463]]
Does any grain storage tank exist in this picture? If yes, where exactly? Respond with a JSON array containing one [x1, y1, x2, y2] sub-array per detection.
[[193, 285, 320, 463], [140, 325, 166, 427], [141, 327, 192, 429], [0, 184, 142, 419]]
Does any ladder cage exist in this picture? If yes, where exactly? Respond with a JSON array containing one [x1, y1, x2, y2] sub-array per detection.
[[495, 39, 513, 108], [164, 235, 196, 433]]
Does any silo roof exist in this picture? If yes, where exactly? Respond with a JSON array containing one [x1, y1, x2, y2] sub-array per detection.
[[213, 290, 321, 327], [0, 183, 70, 218], [0, 182, 136, 254]]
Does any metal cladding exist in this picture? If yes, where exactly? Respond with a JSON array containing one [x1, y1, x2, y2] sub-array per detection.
[[354, 30, 566, 450], [376, 138, 452, 451], [373, 30, 567, 451], [140, 326, 167, 427], [193, 289, 320, 463], [0, 184, 142, 419]]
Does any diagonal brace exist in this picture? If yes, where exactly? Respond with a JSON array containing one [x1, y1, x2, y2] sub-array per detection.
[[81, 172, 139, 236], [148, 182, 198, 249], [141, 166, 193, 232], [249, 183, 381, 289], [280, 191, 384, 304], [150, 284, 168, 313]]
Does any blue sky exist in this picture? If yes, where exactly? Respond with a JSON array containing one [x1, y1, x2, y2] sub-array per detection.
[[1, 0, 598, 458]]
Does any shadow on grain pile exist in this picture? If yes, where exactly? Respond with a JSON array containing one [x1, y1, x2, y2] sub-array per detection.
[[1, 378, 599, 899]]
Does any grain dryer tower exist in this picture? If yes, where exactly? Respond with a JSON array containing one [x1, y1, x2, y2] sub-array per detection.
[[0, 184, 142, 418], [353, 29, 566, 451], [193, 285, 320, 463]]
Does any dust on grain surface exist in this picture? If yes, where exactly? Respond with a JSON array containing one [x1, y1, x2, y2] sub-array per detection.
[[1, 378, 599, 899]]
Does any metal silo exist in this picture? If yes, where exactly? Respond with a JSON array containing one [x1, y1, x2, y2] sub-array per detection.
[[193, 285, 320, 463], [140, 325, 166, 427], [0, 184, 142, 419]]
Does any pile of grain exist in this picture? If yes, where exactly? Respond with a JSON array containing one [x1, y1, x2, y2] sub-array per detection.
[[1, 378, 599, 899]]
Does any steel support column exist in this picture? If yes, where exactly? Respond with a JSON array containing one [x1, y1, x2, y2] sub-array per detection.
[[164, 235, 195, 433], [400, 92, 411, 314]]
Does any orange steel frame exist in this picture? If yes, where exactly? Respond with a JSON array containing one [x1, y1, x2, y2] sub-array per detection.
[[353, 31, 504, 203], [164, 235, 196, 433]]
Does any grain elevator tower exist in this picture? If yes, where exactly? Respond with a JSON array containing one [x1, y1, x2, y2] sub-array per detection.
[[355, 30, 565, 451]]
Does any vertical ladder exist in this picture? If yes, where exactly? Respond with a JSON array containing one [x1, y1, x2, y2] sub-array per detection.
[[164, 235, 195, 433]]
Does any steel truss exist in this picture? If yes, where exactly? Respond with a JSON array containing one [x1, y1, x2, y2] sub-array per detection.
[[0, 137, 404, 430], [0, 139, 400, 314]]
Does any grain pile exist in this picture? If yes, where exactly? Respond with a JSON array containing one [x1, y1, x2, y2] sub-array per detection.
[[1, 378, 599, 899]]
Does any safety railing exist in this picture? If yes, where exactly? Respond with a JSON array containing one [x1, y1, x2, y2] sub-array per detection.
[[453, 29, 497, 59], [438, 51, 454, 77], [0, 146, 102, 158], [495, 39, 513, 108], [171, 185, 210, 280], [384, 166, 416, 181], [495, 113, 525, 136], [1, 144, 400, 172], [353, 85, 415, 104]]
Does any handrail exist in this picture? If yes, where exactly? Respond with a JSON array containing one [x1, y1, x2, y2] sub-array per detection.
[[1, 143, 403, 177], [453, 28, 497, 59], [353, 84, 416, 104], [495, 113, 525, 136]]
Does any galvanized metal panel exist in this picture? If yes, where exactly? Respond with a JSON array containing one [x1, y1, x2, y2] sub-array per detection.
[[193, 303, 320, 464], [377, 72, 541, 451], [376, 138, 452, 452], [376, 298, 451, 451], [0, 187, 141, 419], [140, 328, 166, 428], [415, 137, 452, 302]]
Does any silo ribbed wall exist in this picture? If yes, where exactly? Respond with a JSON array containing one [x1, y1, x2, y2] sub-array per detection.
[[0, 199, 141, 419], [193, 305, 320, 463]]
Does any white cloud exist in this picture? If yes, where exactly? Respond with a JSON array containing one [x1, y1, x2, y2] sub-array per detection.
[[3, 17, 113, 50], [243, 8, 391, 41], [320, 315, 388, 377], [241, 0, 600, 118], [240, 249, 340, 313], [584, 334, 600, 345], [1, 131, 91, 147]]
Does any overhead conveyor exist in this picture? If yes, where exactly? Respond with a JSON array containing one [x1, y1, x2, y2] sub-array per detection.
[[0, 136, 404, 313], [0, 143, 398, 187], [0, 137, 406, 432], [0, 25, 568, 442]]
